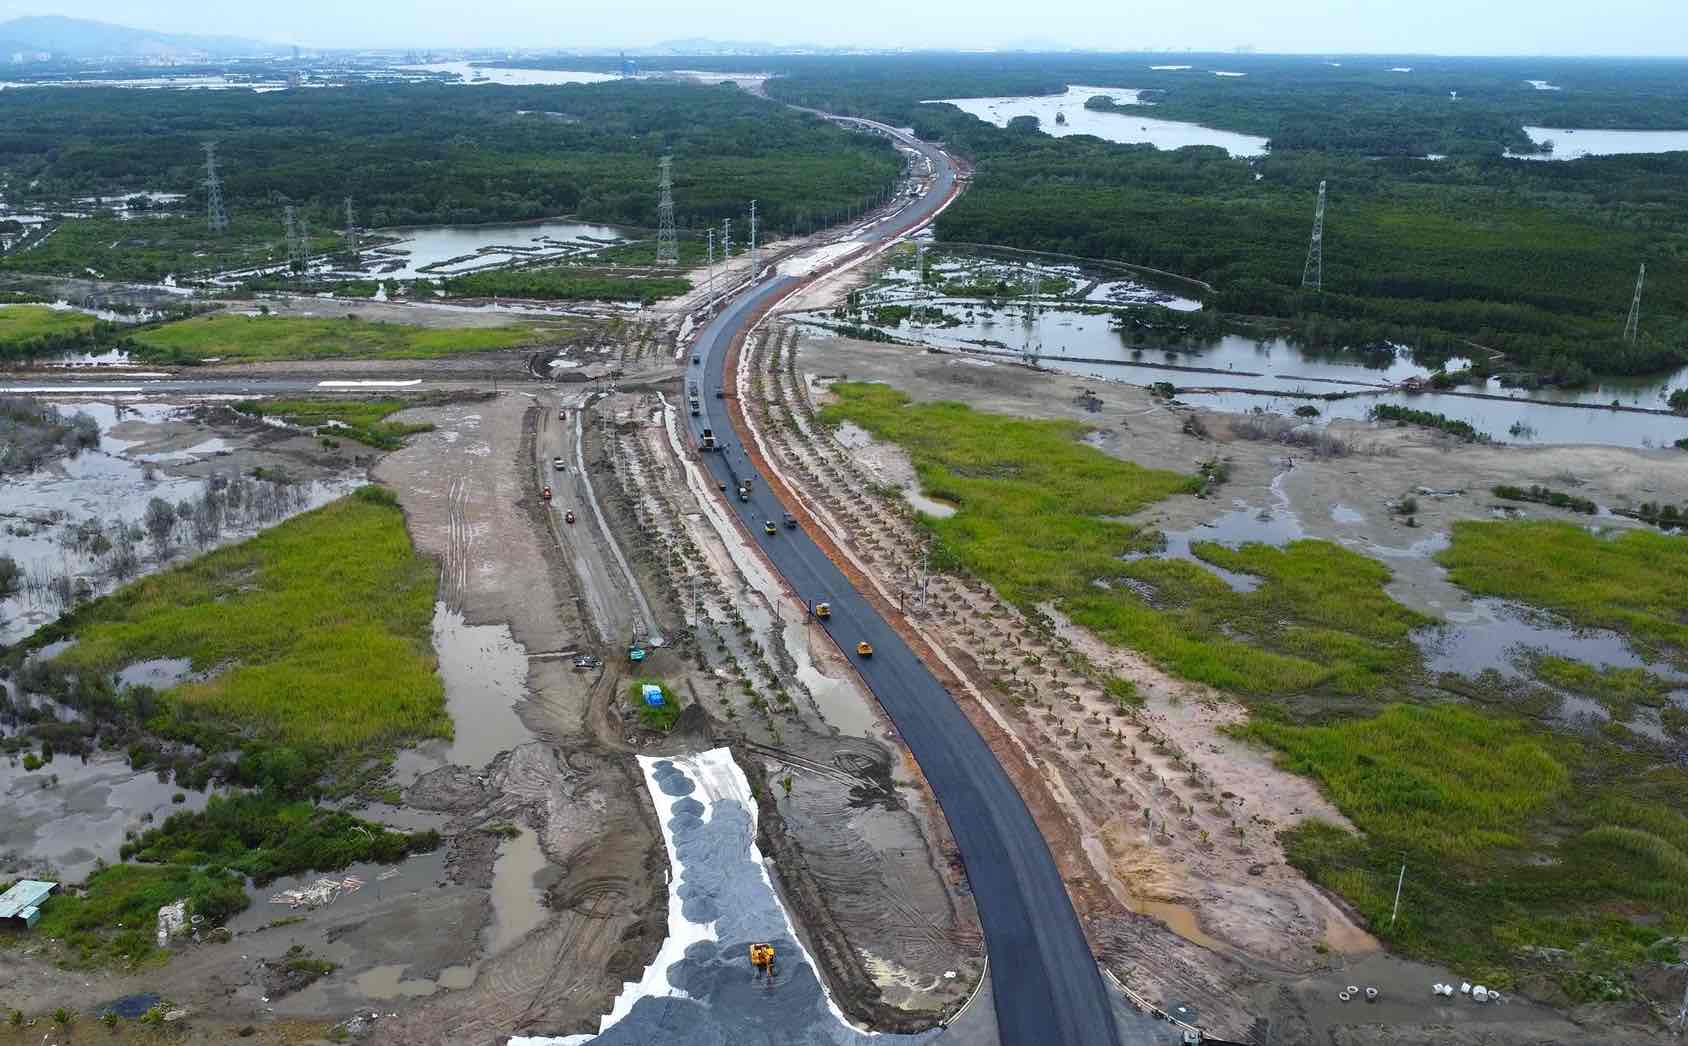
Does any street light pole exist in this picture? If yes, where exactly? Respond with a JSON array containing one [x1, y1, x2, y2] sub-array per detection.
[[1390, 853, 1407, 928]]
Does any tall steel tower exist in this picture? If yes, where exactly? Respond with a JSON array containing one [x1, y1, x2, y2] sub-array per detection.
[[343, 197, 358, 267], [1624, 262, 1646, 343], [283, 206, 309, 276], [204, 142, 228, 235], [748, 199, 758, 283], [655, 155, 678, 267], [721, 218, 732, 266], [705, 228, 715, 308], [1301, 180, 1326, 292]]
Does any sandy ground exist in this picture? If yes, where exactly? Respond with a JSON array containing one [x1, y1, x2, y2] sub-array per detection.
[[735, 327, 1688, 1042]]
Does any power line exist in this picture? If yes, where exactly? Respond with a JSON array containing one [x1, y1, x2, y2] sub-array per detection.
[[343, 196, 358, 268], [1301, 179, 1326, 292], [748, 199, 758, 283]]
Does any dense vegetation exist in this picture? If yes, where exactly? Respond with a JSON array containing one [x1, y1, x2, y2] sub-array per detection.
[[0, 80, 903, 268], [764, 54, 1688, 381], [129, 313, 552, 363], [441, 265, 691, 304]]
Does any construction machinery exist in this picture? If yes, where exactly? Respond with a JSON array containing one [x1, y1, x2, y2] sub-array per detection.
[[763, 520, 777, 535], [813, 602, 831, 619], [749, 942, 776, 977], [542, 486, 552, 502], [856, 641, 874, 658], [738, 480, 752, 502], [783, 512, 797, 529], [628, 634, 647, 663], [700, 428, 718, 451]]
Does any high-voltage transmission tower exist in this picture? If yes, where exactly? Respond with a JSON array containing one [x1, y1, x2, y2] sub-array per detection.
[[203, 142, 228, 235], [283, 206, 310, 277], [748, 199, 758, 283], [721, 217, 732, 268], [655, 155, 678, 267], [1301, 179, 1327, 292], [705, 228, 716, 308], [343, 197, 358, 267], [1624, 262, 1646, 343]]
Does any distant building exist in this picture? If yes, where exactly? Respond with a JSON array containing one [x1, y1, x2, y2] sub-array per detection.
[[0, 880, 58, 930]]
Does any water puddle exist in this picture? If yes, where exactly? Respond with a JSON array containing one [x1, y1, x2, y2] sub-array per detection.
[[430, 602, 533, 768], [1126, 896, 1231, 954], [115, 657, 195, 689], [1413, 597, 1683, 681], [905, 487, 957, 519], [356, 964, 444, 999], [0, 752, 213, 882], [485, 825, 550, 956], [1130, 473, 1303, 593]]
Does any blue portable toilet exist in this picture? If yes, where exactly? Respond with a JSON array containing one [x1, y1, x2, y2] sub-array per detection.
[[642, 684, 665, 707]]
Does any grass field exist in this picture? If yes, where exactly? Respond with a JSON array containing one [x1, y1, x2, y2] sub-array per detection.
[[627, 679, 682, 731], [822, 382, 1426, 701], [1438, 520, 1688, 660], [130, 314, 552, 363], [1254, 704, 1688, 995], [234, 398, 435, 450], [46, 487, 447, 752], [0, 303, 95, 344]]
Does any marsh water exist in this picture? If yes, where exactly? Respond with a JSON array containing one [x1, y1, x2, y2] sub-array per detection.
[[1511, 126, 1688, 160], [929, 84, 1270, 157], [359, 219, 628, 280]]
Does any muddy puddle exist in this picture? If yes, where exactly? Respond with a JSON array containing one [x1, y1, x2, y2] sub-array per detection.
[[485, 825, 550, 956], [226, 850, 448, 939], [431, 602, 533, 768], [0, 751, 214, 882]]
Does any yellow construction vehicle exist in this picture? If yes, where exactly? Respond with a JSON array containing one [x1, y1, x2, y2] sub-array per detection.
[[856, 641, 874, 658], [813, 602, 831, 619], [749, 943, 776, 976]]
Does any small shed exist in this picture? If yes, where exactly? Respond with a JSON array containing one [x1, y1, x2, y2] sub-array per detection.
[[0, 880, 58, 930], [641, 684, 665, 707]]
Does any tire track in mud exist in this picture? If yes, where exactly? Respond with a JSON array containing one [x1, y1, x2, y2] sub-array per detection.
[[444, 474, 472, 610]]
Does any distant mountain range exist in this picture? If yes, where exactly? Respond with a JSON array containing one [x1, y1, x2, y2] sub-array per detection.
[[0, 15, 283, 61]]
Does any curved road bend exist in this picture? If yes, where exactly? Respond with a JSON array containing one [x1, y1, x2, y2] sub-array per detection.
[[684, 128, 1123, 1045]]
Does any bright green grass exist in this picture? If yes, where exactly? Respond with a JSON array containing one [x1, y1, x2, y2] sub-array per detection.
[[1256, 704, 1688, 992], [1438, 520, 1688, 659], [235, 398, 433, 450], [627, 679, 681, 731], [130, 314, 551, 362], [0, 304, 95, 344], [1531, 655, 1675, 722], [49, 488, 447, 751], [823, 382, 1426, 699]]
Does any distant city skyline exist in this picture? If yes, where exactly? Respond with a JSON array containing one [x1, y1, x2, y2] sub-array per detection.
[[2, 1, 1685, 58]]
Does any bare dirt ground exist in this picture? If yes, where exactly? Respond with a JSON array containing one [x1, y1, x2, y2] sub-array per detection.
[[739, 327, 1688, 1043]]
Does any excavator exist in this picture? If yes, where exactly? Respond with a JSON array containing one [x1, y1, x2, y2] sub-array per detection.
[[749, 942, 776, 979]]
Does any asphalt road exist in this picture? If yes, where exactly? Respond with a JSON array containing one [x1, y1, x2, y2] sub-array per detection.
[[683, 130, 1123, 1046]]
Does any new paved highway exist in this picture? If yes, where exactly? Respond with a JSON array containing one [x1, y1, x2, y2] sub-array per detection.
[[684, 125, 1124, 1046]]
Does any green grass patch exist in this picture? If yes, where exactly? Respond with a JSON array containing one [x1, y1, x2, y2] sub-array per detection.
[[1437, 520, 1688, 660], [1530, 655, 1675, 722], [823, 382, 1426, 701], [1260, 704, 1688, 996], [0, 304, 95, 344], [443, 266, 690, 304], [130, 314, 550, 363], [44, 488, 448, 753], [627, 679, 681, 731], [234, 398, 434, 451], [22, 864, 241, 967]]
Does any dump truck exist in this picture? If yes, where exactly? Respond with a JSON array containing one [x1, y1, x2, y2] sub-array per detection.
[[689, 398, 700, 416], [783, 512, 797, 528], [749, 942, 776, 976], [700, 428, 717, 451], [738, 480, 752, 502], [856, 641, 874, 657], [813, 602, 831, 619]]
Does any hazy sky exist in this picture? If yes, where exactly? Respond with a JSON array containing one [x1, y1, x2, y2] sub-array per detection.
[[5, 0, 1686, 56]]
